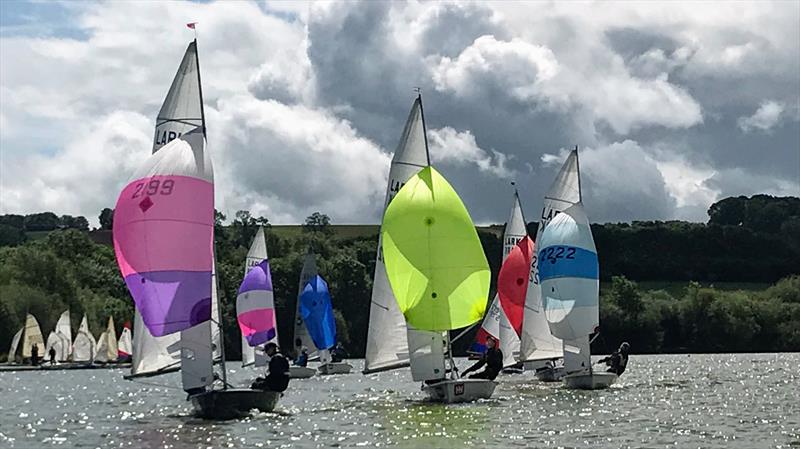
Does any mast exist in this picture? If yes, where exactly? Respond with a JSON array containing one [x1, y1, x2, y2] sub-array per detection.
[[575, 145, 582, 203], [195, 34, 225, 388], [194, 39, 207, 138], [416, 89, 432, 166], [511, 181, 528, 228], [214, 251, 228, 389]]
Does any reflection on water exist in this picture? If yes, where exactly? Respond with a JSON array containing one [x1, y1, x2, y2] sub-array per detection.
[[0, 354, 798, 448]]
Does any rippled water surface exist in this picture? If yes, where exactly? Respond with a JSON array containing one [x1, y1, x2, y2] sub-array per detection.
[[1, 353, 798, 448]]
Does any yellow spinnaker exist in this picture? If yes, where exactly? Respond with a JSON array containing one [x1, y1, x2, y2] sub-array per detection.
[[381, 166, 490, 331]]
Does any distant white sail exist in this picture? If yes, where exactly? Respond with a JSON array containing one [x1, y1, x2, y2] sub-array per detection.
[[293, 251, 319, 358], [21, 314, 44, 359], [364, 96, 442, 375], [7, 327, 23, 362], [72, 315, 96, 362], [118, 324, 132, 360], [45, 331, 70, 362], [55, 310, 72, 358], [519, 150, 579, 362], [95, 317, 118, 363]]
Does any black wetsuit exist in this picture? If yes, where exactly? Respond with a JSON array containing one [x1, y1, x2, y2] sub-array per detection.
[[258, 353, 290, 392], [601, 350, 629, 375], [463, 347, 503, 380]]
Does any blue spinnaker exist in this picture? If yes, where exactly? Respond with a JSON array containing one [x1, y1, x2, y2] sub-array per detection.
[[299, 275, 337, 351]]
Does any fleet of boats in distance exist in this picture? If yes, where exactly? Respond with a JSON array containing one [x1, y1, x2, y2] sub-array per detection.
[[2, 35, 625, 418]]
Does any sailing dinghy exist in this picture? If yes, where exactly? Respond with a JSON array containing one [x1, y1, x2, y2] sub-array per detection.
[[44, 310, 72, 363], [538, 148, 614, 389], [94, 316, 118, 363], [6, 314, 45, 364], [363, 95, 451, 394], [114, 38, 279, 419], [299, 274, 352, 375], [118, 322, 132, 362], [239, 227, 276, 370], [382, 126, 494, 403], [469, 188, 529, 373]]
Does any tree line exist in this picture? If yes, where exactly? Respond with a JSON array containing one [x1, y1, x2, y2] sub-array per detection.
[[1, 194, 797, 360]]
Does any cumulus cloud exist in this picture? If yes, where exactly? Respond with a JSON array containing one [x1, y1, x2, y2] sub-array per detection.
[[428, 127, 515, 178], [1, 111, 151, 218], [1, 0, 798, 226], [738, 101, 785, 132]]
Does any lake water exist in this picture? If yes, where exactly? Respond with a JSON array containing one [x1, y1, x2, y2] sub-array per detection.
[[1, 353, 797, 449]]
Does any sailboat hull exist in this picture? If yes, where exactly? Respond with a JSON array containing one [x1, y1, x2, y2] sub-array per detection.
[[289, 366, 316, 378], [317, 362, 352, 375], [189, 388, 280, 420], [534, 365, 566, 382], [563, 372, 617, 390], [422, 379, 497, 403]]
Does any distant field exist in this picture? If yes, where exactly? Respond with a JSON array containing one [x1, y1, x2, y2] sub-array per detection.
[[269, 224, 504, 239]]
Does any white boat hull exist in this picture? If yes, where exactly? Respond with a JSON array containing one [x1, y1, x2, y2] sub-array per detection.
[[289, 366, 316, 379], [563, 371, 617, 390], [534, 366, 566, 382], [422, 379, 497, 403], [318, 362, 352, 375], [189, 388, 280, 420]]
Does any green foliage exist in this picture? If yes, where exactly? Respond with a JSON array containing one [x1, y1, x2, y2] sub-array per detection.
[[1, 194, 798, 359], [98, 208, 114, 230], [303, 212, 333, 235]]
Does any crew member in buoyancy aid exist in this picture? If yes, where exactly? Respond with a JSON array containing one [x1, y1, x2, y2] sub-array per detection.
[[252, 342, 290, 392], [598, 342, 630, 375], [461, 336, 503, 380]]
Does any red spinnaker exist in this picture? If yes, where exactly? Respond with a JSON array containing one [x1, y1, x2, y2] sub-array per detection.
[[498, 236, 534, 336]]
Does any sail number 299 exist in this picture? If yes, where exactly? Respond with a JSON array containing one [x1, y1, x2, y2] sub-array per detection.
[[131, 179, 175, 198]]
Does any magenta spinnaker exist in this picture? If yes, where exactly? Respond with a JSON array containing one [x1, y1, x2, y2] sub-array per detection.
[[113, 135, 214, 337], [237, 259, 277, 346]]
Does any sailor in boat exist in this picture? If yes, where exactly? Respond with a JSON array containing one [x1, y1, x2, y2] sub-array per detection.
[[48, 346, 56, 365], [330, 342, 348, 363], [461, 336, 503, 380], [30, 344, 39, 366], [598, 342, 631, 375], [252, 343, 290, 392], [294, 347, 309, 367]]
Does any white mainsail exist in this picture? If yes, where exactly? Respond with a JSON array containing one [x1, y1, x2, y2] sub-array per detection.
[[118, 324, 132, 359], [7, 327, 23, 362], [293, 251, 319, 358], [55, 310, 72, 359], [539, 202, 599, 375], [364, 95, 443, 376], [72, 315, 96, 362], [95, 316, 118, 363], [45, 331, 70, 362], [518, 151, 579, 362], [153, 40, 203, 152], [241, 227, 276, 367], [21, 314, 44, 359]]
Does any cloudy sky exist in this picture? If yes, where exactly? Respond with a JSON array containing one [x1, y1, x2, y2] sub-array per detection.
[[1, 1, 798, 226]]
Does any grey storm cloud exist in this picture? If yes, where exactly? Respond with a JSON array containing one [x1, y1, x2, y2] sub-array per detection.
[[1, 1, 798, 226]]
